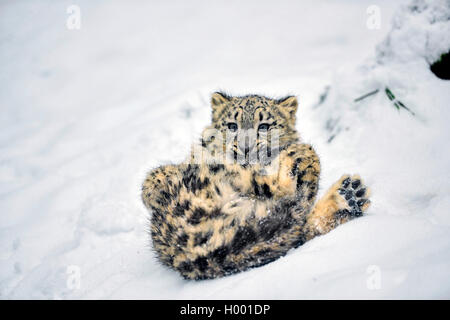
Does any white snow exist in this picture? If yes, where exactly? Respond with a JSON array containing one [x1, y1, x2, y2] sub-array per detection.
[[1, 0, 449, 299]]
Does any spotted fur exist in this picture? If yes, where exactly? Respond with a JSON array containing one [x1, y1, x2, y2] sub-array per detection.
[[142, 92, 371, 280]]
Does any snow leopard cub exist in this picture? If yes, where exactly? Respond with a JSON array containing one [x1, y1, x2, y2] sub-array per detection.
[[142, 92, 370, 280]]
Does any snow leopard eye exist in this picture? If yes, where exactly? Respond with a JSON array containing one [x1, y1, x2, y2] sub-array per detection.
[[227, 123, 238, 132], [258, 123, 270, 132]]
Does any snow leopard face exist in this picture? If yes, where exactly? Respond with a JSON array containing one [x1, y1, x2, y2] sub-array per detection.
[[203, 92, 300, 165]]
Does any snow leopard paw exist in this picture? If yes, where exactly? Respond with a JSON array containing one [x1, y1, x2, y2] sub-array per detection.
[[336, 174, 371, 218]]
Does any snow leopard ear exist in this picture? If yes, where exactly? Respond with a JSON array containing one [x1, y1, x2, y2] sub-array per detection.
[[211, 92, 231, 121], [276, 96, 298, 123], [211, 92, 231, 107]]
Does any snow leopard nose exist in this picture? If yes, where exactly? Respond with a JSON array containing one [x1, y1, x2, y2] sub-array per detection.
[[238, 132, 255, 155]]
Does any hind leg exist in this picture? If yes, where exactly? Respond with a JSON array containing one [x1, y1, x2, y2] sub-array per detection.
[[305, 174, 370, 240]]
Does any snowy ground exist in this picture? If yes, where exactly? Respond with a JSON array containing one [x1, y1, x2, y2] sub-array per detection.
[[1, 0, 449, 299]]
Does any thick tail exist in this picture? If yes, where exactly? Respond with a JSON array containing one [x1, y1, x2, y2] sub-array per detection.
[[165, 185, 315, 280]]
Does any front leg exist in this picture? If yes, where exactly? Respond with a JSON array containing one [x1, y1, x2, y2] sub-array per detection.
[[141, 164, 182, 211], [253, 143, 321, 207]]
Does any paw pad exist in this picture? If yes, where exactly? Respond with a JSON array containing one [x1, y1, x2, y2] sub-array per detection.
[[337, 175, 370, 217]]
